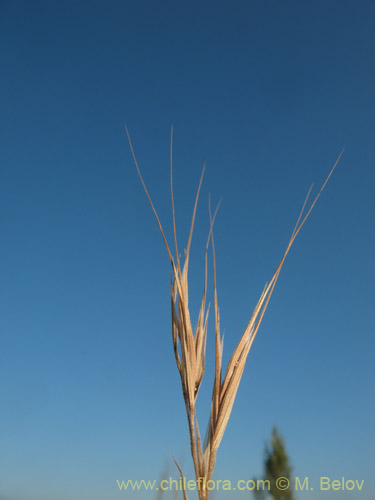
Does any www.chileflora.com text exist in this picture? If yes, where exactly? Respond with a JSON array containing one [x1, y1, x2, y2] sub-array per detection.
[[116, 476, 365, 493]]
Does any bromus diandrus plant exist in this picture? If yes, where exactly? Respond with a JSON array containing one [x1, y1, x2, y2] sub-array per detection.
[[126, 126, 343, 500]]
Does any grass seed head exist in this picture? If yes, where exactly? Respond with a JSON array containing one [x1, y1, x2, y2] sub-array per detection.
[[127, 125, 343, 499]]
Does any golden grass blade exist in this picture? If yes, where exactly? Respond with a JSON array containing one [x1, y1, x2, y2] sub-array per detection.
[[195, 412, 205, 479], [170, 125, 183, 283], [293, 148, 344, 241], [247, 149, 343, 348], [209, 198, 222, 423], [182, 164, 206, 290], [170, 452, 190, 500], [126, 125, 173, 265], [219, 283, 268, 401], [194, 224, 209, 357], [291, 184, 313, 238], [177, 308, 195, 406], [209, 150, 344, 457], [211, 349, 248, 453], [126, 126, 185, 301], [171, 280, 182, 373], [195, 197, 221, 383]]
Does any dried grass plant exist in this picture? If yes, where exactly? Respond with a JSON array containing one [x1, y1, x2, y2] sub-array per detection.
[[126, 126, 343, 500]]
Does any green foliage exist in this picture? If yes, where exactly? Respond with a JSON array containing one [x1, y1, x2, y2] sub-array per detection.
[[253, 426, 294, 500]]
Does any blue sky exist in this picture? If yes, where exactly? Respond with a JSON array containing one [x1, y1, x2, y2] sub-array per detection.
[[1, 1, 374, 499]]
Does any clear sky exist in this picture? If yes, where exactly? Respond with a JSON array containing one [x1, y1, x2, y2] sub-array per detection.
[[1, 1, 374, 500]]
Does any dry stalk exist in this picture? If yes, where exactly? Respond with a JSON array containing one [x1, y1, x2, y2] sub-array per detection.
[[126, 126, 343, 500]]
